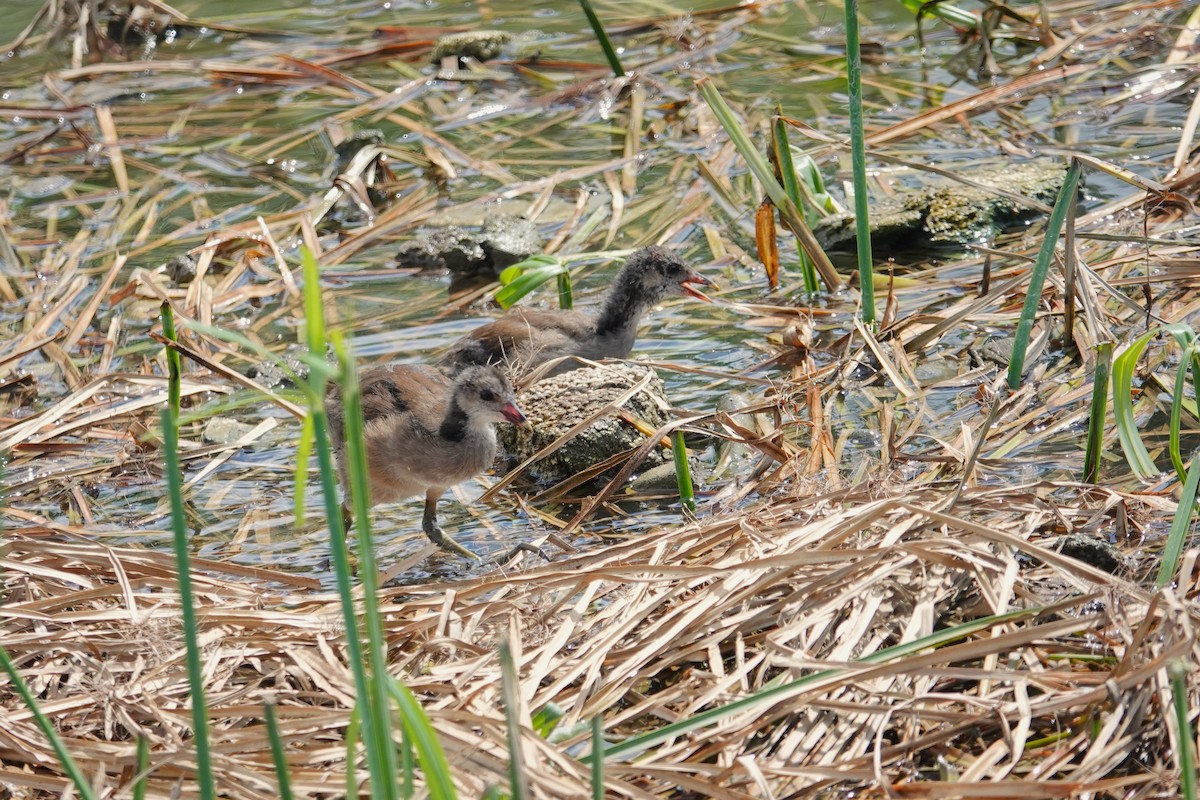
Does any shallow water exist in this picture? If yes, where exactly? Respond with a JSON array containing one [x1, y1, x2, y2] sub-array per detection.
[[0, 0, 1190, 583]]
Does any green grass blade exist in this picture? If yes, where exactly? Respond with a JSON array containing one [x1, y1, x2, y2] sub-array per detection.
[[1155, 449, 1200, 589], [1006, 158, 1083, 390], [697, 78, 842, 291], [670, 430, 695, 512], [264, 702, 295, 800], [388, 679, 458, 800], [1169, 659, 1198, 800], [843, 0, 875, 324], [331, 330, 400, 799], [590, 715, 604, 800], [298, 246, 395, 800], [596, 605, 1047, 761], [576, 0, 624, 77], [160, 302, 181, 422], [133, 734, 149, 800], [161, 406, 216, 800], [0, 645, 100, 800], [499, 641, 529, 800], [1112, 328, 1161, 481], [1084, 342, 1112, 484]]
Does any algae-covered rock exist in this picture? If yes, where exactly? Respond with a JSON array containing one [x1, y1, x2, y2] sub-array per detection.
[[396, 215, 540, 280], [498, 364, 668, 485], [814, 160, 1072, 249], [432, 31, 511, 63]]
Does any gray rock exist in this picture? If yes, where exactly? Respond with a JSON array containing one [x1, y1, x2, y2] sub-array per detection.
[[814, 160, 1073, 249], [499, 364, 668, 485]]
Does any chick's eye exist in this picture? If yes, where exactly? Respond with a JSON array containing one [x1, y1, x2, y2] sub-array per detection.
[[480, 389, 496, 402]]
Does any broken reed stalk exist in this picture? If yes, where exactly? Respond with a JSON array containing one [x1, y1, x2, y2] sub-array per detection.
[[1083, 341, 1112, 484], [160, 406, 216, 800], [298, 247, 399, 800], [843, 0, 875, 324], [671, 430, 696, 512], [160, 302, 181, 422], [770, 109, 820, 293], [1007, 157, 1083, 391], [577, 0, 625, 77], [697, 77, 842, 291]]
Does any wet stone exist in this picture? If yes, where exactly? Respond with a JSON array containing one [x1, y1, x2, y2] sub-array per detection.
[[432, 30, 511, 62], [202, 417, 255, 445], [395, 215, 540, 280], [814, 160, 1072, 250], [498, 364, 668, 486], [165, 254, 198, 284], [246, 346, 309, 389], [1054, 534, 1125, 574]]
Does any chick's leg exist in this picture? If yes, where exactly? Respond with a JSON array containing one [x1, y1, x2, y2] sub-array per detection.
[[421, 488, 477, 559]]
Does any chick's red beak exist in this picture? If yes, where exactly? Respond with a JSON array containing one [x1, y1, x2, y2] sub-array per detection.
[[502, 402, 529, 427], [680, 271, 715, 302]]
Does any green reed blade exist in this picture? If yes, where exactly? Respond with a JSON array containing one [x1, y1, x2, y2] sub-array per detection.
[[299, 247, 397, 800], [1112, 328, 1160, 481], [576, 0, 624, 77], [843, 0, 875, 323], [1156, 450, 1200, 589], [264, 702, 295, 800], [161, 407, 216, 800], [400, 725, 415, 800], [499, 641, 529, 800], [0, 645, 99, 800], [160, 302, 181, 422], [388, 679, 458, 800], [1169, 659, 1198, 800], [671, 430, 695, 512], [1006, 158, 1082, 391], [697, 78, 842, 291], [1084, 342, 1112, 484], [590, 715, 604, 800], [331, 330, 400, 796]]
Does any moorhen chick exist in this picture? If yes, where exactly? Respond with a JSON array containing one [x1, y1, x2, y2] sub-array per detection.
[[327, 363, 527, 558], [438, 246, 713, 379]]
